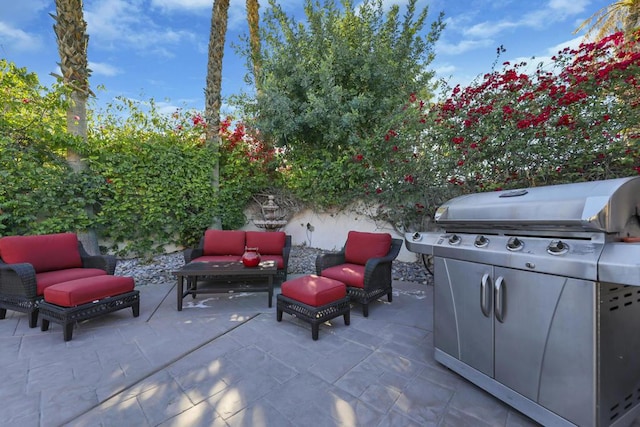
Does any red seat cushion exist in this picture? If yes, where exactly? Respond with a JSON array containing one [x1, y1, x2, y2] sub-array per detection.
[[320, 263, 366, 288], [203, 230, 246, 256], [245, 231, 286, 255], [0, 233, 82, 273], [281, 275, 346, 307], [344, 231, 391, 266], [36, 268, 107, 295], [44, 276, 135, 307]]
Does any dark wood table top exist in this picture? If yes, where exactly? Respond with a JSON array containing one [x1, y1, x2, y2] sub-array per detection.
[[172, 260, 277, 276]]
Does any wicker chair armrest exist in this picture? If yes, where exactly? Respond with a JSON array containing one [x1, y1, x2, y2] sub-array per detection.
[[0, 262, 37, 298], [363, 238, 403, 288], [282, 235, 292, 271], [82, 255, 117, 275], [184, 248, 203, 264], [315, 251, 346, 274]]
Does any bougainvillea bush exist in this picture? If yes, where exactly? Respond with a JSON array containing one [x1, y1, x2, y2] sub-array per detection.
[[361, 31, 640, 232]]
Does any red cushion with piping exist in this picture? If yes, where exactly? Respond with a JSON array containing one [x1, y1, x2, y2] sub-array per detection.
[[344, 231, 392, 266], [281, 275, 346, 307], [44, 276, 135, 307], [319, 264, 365, 288], [245, 231, 286, 255], [0, 233, 82, 273], [36, 269, 107, 295], [202, 230, 246, 256]]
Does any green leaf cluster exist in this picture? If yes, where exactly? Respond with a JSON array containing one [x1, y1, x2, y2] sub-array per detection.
[[0, 63, 274, 257]]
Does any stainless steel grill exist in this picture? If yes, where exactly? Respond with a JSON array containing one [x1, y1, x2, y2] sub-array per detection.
[[405, 176, 640, 427]]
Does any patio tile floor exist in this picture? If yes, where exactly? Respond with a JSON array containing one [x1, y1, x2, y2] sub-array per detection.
[[0, 276, 637, 426]]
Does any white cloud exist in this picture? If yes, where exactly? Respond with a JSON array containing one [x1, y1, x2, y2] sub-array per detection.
[[0, 22, 42, 51], [549, 0, 590, 15], [0, 1, 49, 24], [465, 21, 518, 38], [434, 63, 457, 76], [89, 61, 121, 76], [545, 34, 585, 55], [84, 0, 196, 57], [150, 0, 210, 12], [149, 0, 253, 31], [461, 0, 590, 39], [436, 37, 495, 55]]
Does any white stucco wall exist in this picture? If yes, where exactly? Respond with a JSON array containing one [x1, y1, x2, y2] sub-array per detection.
[[242, 208, 417, 263]]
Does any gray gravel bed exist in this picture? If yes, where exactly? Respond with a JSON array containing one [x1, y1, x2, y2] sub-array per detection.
[[115, 245, 432, 287]]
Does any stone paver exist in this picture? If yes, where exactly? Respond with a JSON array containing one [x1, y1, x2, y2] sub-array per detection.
[[0, 277, 621, 426]]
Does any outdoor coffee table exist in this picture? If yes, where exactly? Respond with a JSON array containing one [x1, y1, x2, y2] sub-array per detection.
[[172, 261, 278, 311]]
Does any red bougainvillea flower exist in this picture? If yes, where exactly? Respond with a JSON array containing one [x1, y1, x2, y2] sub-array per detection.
[[192, 114, 206, 127], [354, 154, 364, 161]]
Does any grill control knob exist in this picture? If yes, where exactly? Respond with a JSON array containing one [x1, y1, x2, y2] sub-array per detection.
[[547, 239, 569, 255], [474, 235, 489, 248], [506, 237, 524, 251], [448, 234, 461, 245]]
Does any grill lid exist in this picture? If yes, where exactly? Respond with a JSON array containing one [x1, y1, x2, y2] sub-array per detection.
[[435, 176, 640, 234]]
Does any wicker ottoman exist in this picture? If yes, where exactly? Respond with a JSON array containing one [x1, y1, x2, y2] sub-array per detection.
[[277, 274, 350, 340], [39, 276, 139, 341]]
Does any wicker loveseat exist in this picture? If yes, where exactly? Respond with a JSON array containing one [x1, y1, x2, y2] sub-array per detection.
[[0, 233, 116, 327], [316, 231, 402, 317], [184, 230, 292, 282]]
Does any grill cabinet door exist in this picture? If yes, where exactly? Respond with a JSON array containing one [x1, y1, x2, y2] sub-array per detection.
[[493, 267, 596, 427], [434, 257, 494, 377]]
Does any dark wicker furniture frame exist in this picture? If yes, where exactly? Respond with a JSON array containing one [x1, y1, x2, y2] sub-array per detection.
[[39, 290, 140, 341], [0, 242, 117, 328], [276, 294, 350, 340], [315, 238, 403, 317]]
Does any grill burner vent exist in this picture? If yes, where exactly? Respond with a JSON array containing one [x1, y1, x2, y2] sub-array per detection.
[[603, 285, 640, 312], [609, 388, 640, 421]]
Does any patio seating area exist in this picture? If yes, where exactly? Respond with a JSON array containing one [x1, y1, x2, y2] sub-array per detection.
[[0, 273, 550, 427]]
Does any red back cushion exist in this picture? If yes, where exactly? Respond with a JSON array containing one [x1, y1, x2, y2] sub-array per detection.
[[344, 231, 392, 265], [0, 233, 82, 273], [245, 231, 286, 255], [203, 230, 246, 256]]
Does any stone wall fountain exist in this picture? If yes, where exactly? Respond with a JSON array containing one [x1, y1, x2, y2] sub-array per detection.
[[253, 195, 288, 231]]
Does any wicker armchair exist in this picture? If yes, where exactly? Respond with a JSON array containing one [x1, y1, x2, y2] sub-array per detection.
[[316, 231, 402, 317], [0, 233, 116, 328]]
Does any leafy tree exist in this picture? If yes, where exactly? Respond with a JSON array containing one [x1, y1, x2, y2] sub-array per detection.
[[242, 0, 445, 207]]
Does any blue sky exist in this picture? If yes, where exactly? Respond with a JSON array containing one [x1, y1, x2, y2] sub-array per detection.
[[1, 0, 611, 116]]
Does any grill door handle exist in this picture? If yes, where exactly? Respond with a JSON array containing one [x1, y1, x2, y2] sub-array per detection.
[[480, 273, 491, 317], [494, 276, 505, 323]]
